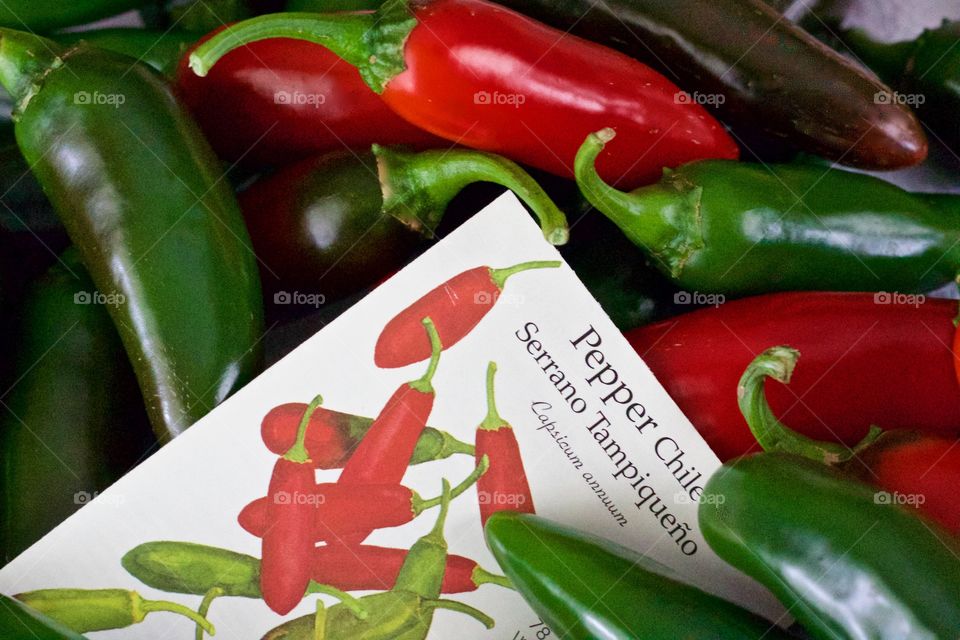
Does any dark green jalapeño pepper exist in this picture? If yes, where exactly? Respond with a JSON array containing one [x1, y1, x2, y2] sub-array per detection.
[[0, 30, 265, 441], [57, 29, 201, 77], [0, 594, 88, 640], [484, 512, 790, 640], [240, 145, 568, 302], [576, 129, 960, 295], [701, 454, 960, 639], [0, 1, 148, 32], [1, 250, 154, 564]]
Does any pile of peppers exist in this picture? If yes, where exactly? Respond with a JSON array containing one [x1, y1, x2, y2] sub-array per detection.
[[1, 0, 960, 638]]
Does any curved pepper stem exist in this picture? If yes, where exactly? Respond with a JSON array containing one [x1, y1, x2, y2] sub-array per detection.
[[374, 145, 570, 245], [574, 128, 704, 278], [308, 584, 368, 620], [470, 565, 513, 590], [489, 260, 561, 290], [139, 597, 216, 635], [425, 598, 496, 628], [413, 454, 489, 513], [283, 394, 324, 463], [479, 362, 506, 431], [409, 317, 442, 393], [195, 587, 223, 640], [738, 346, 883, 465]]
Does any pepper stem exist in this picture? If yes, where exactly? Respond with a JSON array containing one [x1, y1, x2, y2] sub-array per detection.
[[479, 362, 506, 431], [489, 260, 561, 291], [470, 565, 513, 590], [308, 584, 367, 620], [314, 599, 327, 640], [414, 455, 489, 513], [195, 587, 223, 640], [738, 346, 883, 465], [426, 598, 496, 629], [436, 430, 476, 458], [139, 597, 216, 635], [284, 394, 323, 463], [409, 318, 442, 393], [0, 29, 65, 114], [374, 145, 570, 245]]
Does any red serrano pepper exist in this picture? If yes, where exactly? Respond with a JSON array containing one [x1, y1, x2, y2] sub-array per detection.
[[189, 0, 740, 188], [476, 362, 535, 526], [376, 261, 560, 368], [339, 318, 442, 485], [260, 395, 323, 615], [311, 544, 511, 593], [238, 459, 488, 539]]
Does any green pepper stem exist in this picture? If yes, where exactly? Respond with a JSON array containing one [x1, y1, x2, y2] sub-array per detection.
[[470, 565, 513, 590], [309, 584, 368, 620], [195, 588, 223, 640], [0, 29, 66, 114], [479, 362, 507, 431], [574, 129, 703, 278], [436, 430, 476, 458], [489, 260, 561, 290], [284, 394, 324, 463], [409, 318, 442, 393], [413, 455, 489, 513], [374, 145, 570, 245], [424, 478, 452, 544], [738, 346, 883, 465], [140, 597, 216, 635], [314, 599, 327, 640], [426, 598, 496, 629]]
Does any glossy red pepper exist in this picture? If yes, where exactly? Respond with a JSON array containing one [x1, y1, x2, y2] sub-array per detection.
[[189, 0, 741, 187], [626, 293, 960, 461], [176, 30, 438, 166], [375, 261, 560, 368], [476, 362, 534, 526], [311, 544, 511, 593], [740, 346, 960, 535], [260, 396, 322, 615]]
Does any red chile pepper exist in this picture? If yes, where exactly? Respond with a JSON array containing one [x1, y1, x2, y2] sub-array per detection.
[[176, 30, 438, 166], [261, 403, 473, 469], [376, 261, 560, 368], [189, 0, 740, 187], [261, 395, 323, 615], [311, 544, 511, 593], [238, 458, 488, 539], [476, 362, 535, 526], [740, 346, 960, 535], [626, 292, 960, 461]]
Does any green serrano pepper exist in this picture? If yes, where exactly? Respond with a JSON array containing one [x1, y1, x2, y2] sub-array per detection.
[[700, 454, 960, 639], [576, 129, 960, 295], [0, 594, 88, 639], [0, 30, 264, 441], [0, 1, 148, 32], [1, 251, 154, 564]]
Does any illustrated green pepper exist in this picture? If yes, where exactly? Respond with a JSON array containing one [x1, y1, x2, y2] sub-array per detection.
[[576, 128, 960, 295], [844, 21, 960, 153], [0, 594, 88, 639], [700, 454, 960, 639], [0, 29, 265, 442], [1, 250, 154, 564], [484, 512, 790, 640], [58, 29, 201, 76], [0, 1, 148, 32]]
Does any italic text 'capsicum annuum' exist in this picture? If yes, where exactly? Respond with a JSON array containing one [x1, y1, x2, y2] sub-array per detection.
[[739, 346, 960, 535], [700, 454, 960, 639], [577, 128, 960, 295], [485, 512, 790, 640], [0, 29, 265, 442], [188, 0, 740, 188], [627, 292, 960, 461]]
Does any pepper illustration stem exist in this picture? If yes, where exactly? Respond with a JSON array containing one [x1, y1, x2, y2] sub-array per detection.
[[738, 346, 883, 465], [426, 598, 496, 628], [414, 455, 489, 512], [409, 318, 442, 394], [284, 394, 323, 463], [470, 565, 513, 589], [480, 362, 505, 431], [195, 587, 223, 640], [140, 598, 216, 635], [489, 261, 561, 290], [309, 583, 368, 620]]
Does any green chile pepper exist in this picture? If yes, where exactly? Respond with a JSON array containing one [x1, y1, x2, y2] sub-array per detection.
[[576, 129, 960, 295], [1, 251, 154, 564], [0, 1, 148, 32], [844, 21, 960, 153], [15, 589, 214, 635], [0, 594, 88, 639], [0, 30, 265, 441], [700, 454, 960, 639], [57, 29, 201, 77], [484, 512, 790, 640]]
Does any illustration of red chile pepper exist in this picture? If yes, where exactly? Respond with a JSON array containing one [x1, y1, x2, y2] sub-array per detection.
[[339, 318, 442, 486], [311, 544, 512, 593], [188, 0, 740, 188], [477, 362, 535, 526], [261, 403, 473, 469], [261, 395, 324, 615], [238, 457, 489, 539], [176, 30, 439, 167], [376, 261, 560, 368], [741, 346, 960, 535]]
